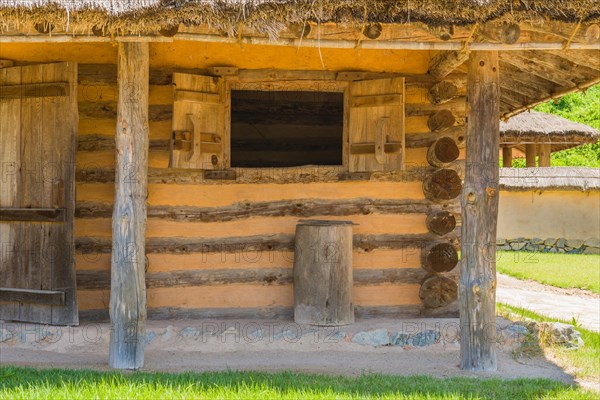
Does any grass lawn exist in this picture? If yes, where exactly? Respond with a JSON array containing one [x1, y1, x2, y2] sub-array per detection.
[[496, 251, 600, 294], [0, 366, 594, 400], [497, 303, 600, 382]]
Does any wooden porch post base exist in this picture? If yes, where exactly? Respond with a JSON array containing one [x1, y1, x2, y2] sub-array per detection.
[[459, 51, 500, 371], [109, 42, 149, 370]]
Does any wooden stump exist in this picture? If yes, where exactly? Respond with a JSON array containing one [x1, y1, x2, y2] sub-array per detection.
[[423, 169, 462, 201], [421, 242, 459, 273], [293, 220, 354, 326], [420, 274, 458, 308], [426, 211, 456, 235], [427, 137, 460, 167]]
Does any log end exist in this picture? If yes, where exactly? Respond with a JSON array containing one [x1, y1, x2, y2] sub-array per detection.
[[419, 274, 458, 308], [421, 242, 459, 273], [426, 211, 457, 236], [423, 169, 462, 201]]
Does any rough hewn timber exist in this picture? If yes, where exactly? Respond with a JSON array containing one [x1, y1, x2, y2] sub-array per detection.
[[109, 42, 149, 370], [76, 198, 461, 221], [428, 50, 469, 80], [76, 233, 459, 255], [460, 51, 500, 371], [76, 267, 429, 290], [293, 221, 354, 326]]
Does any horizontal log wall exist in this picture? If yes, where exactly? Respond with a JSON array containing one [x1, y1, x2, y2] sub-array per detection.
[[74, 62, 464, 320]]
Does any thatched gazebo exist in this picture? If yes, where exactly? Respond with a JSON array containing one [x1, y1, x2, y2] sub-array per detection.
[[500, 111, 600, 167], [1, 0, 599, 372]]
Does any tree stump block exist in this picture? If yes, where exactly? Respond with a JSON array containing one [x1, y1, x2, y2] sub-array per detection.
[[420, 274, 458, 308], [423, 169, 462, 201], [427, 137, 460, 167], [293, 220, 354, 326], [421, 242, 459, 273], [426, 211, 457, 235]]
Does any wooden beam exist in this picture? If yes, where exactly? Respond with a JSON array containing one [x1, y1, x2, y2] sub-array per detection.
[[109, 42, 149, 371], [0, 82, 68, 99], [499, 53, 575, 88], [428, 50, 469, 80], [502, 75, 600, 119], [525, 144, 537, 167], [538, 143, 551, 167], [0, 288, 65, 306], [3, 32, 599, 49], [0, 208, 66, 222], [502, 147, 513, 168], [460, 51, 500, 371]]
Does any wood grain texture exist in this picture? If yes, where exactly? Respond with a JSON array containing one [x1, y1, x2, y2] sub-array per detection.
[[293, 221, 354, 325], [0, 62, 78, 325], [109, 42, 149, 370], [460, 51, 500, 371]]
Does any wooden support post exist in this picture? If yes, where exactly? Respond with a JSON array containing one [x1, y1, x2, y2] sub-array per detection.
[[460, 51, 500, 371], [109, 42, 149, 370], [538, 143, 551, 167], [525, 144, 537, 167], [502, 147, 512, 168]]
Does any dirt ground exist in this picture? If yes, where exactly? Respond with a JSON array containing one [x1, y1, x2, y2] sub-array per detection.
[[497, 273, 600, 332], [0, 317, 576, 385]]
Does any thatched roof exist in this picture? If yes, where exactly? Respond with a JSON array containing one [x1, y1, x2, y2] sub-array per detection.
[[499, 167, 600, 191], [1, 1, 599, 34], [500, 111, 600, 154]]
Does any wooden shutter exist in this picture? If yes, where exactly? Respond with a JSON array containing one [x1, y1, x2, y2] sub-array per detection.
[[0, 62, 78, 325], [170, 73, 229, 169], [347, 77, 405, 172]]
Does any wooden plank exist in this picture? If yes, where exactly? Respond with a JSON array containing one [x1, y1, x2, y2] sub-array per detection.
[[460, 51, 499, 371], [0, 82, 68, 99], [174, 89, 221, 103], [109, 42, 148, 370], [0, 65, 21, 321], [0, 208, 66, 222], [0, 288, 65, 305], [348, 77, 405, 172]]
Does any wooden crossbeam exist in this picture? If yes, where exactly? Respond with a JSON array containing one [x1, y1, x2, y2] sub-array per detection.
[[0, 208, 66, 222], [0, 288, 65, 306], [0, 82, 68, 99]]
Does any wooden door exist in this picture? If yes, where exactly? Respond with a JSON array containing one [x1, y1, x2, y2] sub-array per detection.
[[170, 73, 229, 169], [347, 77, 405, 172], [0, 62, 78, 325]]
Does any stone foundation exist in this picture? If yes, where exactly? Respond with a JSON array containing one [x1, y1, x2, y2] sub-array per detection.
[[496, 237, 600, 254]]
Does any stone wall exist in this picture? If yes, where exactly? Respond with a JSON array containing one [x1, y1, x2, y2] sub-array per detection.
[[496, 237, 600, 254]]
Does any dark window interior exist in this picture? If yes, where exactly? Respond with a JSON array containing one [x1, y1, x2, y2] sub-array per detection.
[[230, 90, 344, 167]]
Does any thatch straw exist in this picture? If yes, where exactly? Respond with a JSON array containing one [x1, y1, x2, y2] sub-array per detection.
[[500, 111, 600, 144], [0, 1, 599, 35], [499, 167, 600, 191]]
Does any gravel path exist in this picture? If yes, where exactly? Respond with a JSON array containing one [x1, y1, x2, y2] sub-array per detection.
[[497, 274, 600, 332]]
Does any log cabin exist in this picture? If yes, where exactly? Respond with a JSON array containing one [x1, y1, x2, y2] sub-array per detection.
[[0, 0, 599, 370], [500, 111, 600, 167]]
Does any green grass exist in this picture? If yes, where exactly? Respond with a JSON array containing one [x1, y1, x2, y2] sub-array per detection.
[[0, 366, 593, 400], [497, 303, 600, 381], [496, 251, 600, 294]]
